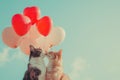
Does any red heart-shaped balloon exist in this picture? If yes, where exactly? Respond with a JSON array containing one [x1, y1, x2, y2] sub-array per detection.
[[23, 6, 40, 24], [12, 14, 31, 36], [36, 16, 52, 36]]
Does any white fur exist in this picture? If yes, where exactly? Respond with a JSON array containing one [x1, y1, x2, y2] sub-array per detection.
[[29, 53, 46, 80]]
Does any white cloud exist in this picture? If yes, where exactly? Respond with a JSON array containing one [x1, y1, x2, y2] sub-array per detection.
[[69, 57, 88, 80], [0, 48, 28, 66], [84, 78, 94, 80], [0, 48, 10, 66], [11, 49, 28, 61]]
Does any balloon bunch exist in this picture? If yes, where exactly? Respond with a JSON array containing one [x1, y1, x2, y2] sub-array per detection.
[[2, 6, 65, 55]]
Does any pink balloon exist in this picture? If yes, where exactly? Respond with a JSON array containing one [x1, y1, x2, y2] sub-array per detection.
[[2, 27, 21, 48], [19, 37, 39, 55], [29, 25, 41, 39], [23, 25, 51, 52], [17, 25, 40, 47]]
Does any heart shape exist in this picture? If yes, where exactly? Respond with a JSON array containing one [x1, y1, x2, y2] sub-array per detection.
[[23, 6, 40, 24], [12, 14, 31, 36], [36, 16, 52, 36]]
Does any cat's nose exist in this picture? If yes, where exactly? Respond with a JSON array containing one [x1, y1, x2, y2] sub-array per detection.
[[44, 51, 48, 55], [44, 53, 47, 55], [45, 53, 48, 56]]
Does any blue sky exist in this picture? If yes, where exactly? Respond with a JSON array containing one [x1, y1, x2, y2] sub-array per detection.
[[0, 0, 120, 80]]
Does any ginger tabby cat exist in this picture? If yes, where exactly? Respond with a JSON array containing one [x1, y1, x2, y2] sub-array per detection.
[[46, 50, 70, 80]]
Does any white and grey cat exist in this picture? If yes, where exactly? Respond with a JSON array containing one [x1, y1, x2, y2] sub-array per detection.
[[23, 45, 46, 80]]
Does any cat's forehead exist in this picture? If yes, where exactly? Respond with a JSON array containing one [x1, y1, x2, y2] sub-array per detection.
[[48, 52, 58, 57], [49, 51, 56, 54], [35, 48, 42, 52]]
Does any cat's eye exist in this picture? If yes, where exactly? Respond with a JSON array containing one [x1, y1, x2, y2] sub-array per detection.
[[35, 51, 40, 55], [38, 49, 42, 53], [51, 55, 56, 59], [49, 55, 53, 58]]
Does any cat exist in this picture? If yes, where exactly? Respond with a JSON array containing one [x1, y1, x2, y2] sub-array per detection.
[[23, 45, 46, 80], [46, 49, 70, 80]]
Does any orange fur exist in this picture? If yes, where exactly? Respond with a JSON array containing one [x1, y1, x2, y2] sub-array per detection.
[[46, 50, 70, 80]]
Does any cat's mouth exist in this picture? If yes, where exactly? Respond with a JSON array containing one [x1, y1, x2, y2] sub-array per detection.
[[45, 54, 50, 57]]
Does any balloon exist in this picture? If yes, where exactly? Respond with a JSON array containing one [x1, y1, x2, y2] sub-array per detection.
[[2, 27, 20, 48], [18, 25, 50, 54], [36, 16, 52, 36], [23, 6, 40, 24], [47, 27, 65, 46], [28, 24, 41, 39], [12, 14, 31, 36], [35, 35, 51, 52], [19, 37, 40, 55], [17, 24, 40, 46]]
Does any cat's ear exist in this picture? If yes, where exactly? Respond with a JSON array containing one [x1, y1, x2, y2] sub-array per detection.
[[58, 49, 62, 58], [30, 45, 35, 52]]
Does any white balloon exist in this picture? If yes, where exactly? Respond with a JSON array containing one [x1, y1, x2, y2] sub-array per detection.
[[47, 27, 65, 46], [2, 27, 21, 48], [35, 35, 51, 52]]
